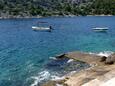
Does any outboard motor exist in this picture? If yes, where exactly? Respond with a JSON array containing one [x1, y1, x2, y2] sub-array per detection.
[[49, 26, 53, 30]]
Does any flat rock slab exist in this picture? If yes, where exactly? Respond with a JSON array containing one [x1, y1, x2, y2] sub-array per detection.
[[65, 65, 115, 86], [65, 51, 104, 66]]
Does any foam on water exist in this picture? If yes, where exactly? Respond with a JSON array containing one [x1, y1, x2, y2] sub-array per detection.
[[30, 70, 51, 86], [89, 51, 114, 57], [49, 56, 57, 60], [30, 70, 65, 86], [30, 70, 76, 86], [67, 59, 74, 63], [97, 51, 114, 57]]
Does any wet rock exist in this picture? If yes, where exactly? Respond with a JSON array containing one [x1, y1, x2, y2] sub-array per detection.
[[55, 53, 66, 59], [100, 56, 107, 62]]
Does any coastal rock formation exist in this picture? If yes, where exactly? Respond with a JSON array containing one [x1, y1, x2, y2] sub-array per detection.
[[43, 51, 115, 86], [64, 52, 115, 86]]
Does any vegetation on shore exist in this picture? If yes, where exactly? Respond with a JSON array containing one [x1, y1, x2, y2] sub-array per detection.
[[0, 0, 115, 18]]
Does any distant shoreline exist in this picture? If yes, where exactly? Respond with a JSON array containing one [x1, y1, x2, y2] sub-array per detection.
[[0, 14, 114, 19], [0, 16, 42, 19]]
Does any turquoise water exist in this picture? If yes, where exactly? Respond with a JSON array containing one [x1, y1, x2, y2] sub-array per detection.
[[0, 16, 115, 86]]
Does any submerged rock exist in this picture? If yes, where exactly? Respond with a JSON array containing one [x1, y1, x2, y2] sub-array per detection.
[[55, 53, 67, 59]]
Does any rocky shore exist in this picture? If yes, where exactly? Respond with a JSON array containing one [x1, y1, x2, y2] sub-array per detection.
[[43, 51, 115, 86]]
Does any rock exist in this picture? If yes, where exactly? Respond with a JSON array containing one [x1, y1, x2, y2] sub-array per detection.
[[100, 56, 107, 62], [105, 56, 114, 65], [55, 53, 66, 59], [111, 53, 115, 62], [105, 53, 115, 65], [42, 81, 56, 86]]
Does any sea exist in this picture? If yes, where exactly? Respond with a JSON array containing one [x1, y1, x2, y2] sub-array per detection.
[[0, 16, 115, 86]]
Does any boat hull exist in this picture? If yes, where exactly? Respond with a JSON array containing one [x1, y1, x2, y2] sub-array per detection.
[[92, 28, 108, 32], [32, 26, 51, 31]]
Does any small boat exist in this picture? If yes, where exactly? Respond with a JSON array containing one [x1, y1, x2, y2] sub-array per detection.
[[32, 22, 52, 32], [92, 27, 108, 32], [32, 26, 51, 31]]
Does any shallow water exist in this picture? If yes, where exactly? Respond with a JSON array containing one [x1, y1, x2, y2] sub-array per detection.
[[0, 16, 115, 86]]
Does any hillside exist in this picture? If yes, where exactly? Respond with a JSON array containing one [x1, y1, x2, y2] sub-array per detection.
[[0, 0, 115, 18]]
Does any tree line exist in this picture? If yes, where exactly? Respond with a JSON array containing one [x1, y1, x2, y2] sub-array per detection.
[[0, 0, 115, 18]]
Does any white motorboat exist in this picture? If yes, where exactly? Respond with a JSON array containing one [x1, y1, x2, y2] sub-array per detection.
[[92, 27, 108, 32], [32, 26, 51, 31], [32, 22, 52, 32]]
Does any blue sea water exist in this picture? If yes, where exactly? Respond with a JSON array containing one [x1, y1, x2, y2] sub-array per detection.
[[0, 16, 115, 86]]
